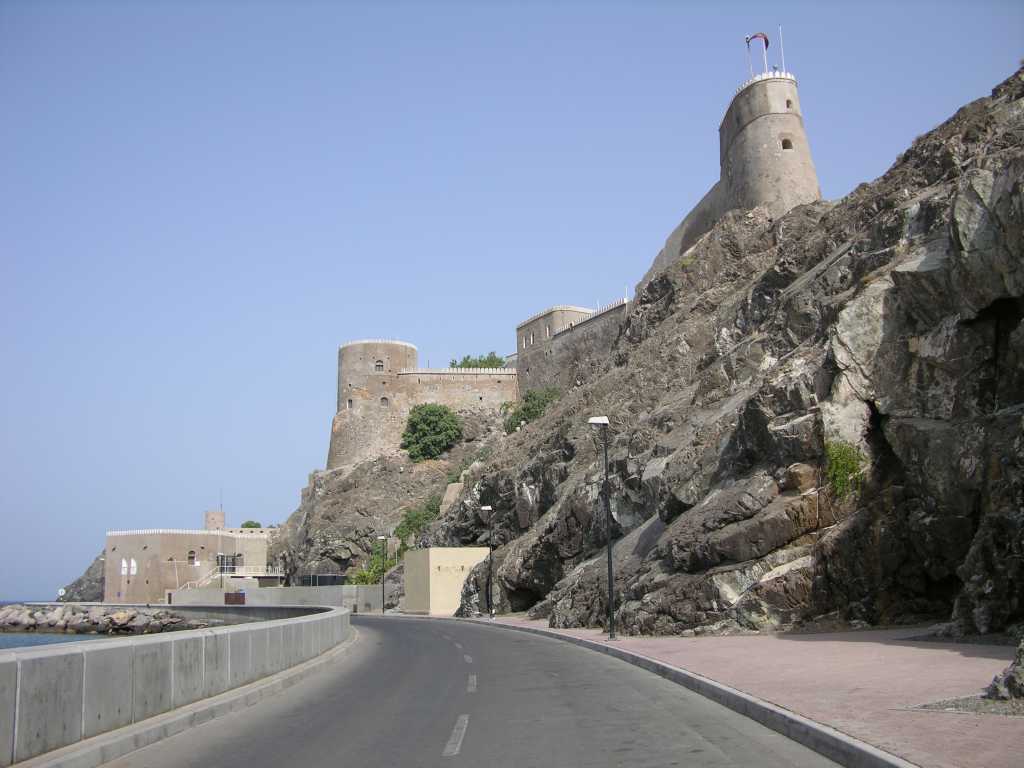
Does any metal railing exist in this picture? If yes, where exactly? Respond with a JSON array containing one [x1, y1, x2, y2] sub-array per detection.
[[174, 564, 284, 591]]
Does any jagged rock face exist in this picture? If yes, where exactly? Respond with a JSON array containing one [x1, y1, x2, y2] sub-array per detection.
[[271, 412, 501, 581], [436, 68, 1024, 636], [59, 551, 105, 603], [988, 639, 1024, 699]]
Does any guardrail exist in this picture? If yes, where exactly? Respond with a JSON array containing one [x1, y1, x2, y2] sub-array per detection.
[[0, 604, 350, 765]]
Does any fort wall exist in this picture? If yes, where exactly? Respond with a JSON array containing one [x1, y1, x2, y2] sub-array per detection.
[[517, 299, 629, 392], [326, 346, 518, 470]]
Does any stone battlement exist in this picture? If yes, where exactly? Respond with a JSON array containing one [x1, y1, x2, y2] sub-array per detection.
[[398, 367, 517, 376], [516, 305, 594, 330], [553, 298, 629, 337], [338, 338, 418, 351], [729, 70, 796, 100], [107, 528, 266, 539]]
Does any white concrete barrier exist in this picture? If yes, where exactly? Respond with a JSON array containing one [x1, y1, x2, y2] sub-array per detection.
[[0, 606, 349, 766]]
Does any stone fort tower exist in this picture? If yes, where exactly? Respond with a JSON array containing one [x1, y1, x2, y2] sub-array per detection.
[[326, 339, 517, 470], [640, 66, 821, 286]]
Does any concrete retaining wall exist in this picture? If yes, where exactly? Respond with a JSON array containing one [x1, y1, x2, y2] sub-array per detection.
[[0, 606, 349, 766], [171, 585, 384, 613]]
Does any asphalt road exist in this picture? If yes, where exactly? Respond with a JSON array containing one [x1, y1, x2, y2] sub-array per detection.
[[107, 616, 837, 768]]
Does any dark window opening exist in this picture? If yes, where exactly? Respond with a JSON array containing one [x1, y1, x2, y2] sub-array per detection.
[[785, 99, 792, 109], [187, 550, 196, 566], [347, 399, 353, 409], [374, 360, 384, 372], [381, 397, 389, 407], [781, 139, 793, 150]]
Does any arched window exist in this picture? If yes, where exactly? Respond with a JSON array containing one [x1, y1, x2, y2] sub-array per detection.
[[187, 550, 196, 566], [129, 558, 138, 576], [347, 399, 353, 410], [380, 396, 389, 407], [781, 138, 794, 150], [530, 331, 535, 345], [374, 360, 384, 372], [120, 558, 128, 575]]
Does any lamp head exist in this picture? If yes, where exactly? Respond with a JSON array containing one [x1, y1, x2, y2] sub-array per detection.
[[376, 535, 387, 540], [588, 416, 610, 428], [480, 506, 492, 512]]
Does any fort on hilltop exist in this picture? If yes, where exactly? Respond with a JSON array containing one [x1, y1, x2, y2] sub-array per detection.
[[326, 47, 820, 471]]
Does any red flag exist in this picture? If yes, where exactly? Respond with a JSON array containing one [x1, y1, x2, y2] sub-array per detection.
[[745, 32, 770, 50]]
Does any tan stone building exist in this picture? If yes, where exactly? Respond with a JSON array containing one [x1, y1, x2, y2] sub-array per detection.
[[103, 514, 277, 604], [403, 547, 490, 616]]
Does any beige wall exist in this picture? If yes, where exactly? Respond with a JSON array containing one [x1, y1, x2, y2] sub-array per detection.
[[326, 349, 518, 471], [104, 529, 269, 604], [516, 306, 593, 356], [403, 547, 490, 616]]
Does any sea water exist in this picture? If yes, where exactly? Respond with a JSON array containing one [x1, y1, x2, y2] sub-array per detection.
[[0, 602, 105, 650], [0, 633, 102, 650]]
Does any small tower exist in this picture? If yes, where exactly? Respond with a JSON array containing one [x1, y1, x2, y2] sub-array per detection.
[[718, 42, 821, 217], [326, 339, 419, 470], [204, 509, 225, 531], [637, 33, 822, 291]]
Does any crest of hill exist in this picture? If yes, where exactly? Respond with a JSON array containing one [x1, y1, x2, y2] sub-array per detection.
[[431, 67, 1024, 636]]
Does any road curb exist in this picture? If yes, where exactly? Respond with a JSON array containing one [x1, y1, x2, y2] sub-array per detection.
[[14, 629, 360, 768], [454, 618, 918, 768]]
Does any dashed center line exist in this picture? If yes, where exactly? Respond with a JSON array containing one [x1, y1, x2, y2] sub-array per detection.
[[442, 714, 470, 757], [463, 654, 473, 664], [467, 674, 477, 693], [454, 642, 463, 650]]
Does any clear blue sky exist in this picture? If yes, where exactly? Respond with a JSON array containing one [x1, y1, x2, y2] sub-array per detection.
[[1, 1, 1019, 600]]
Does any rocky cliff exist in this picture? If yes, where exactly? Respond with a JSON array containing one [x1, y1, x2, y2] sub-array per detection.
[[435, 68, 1024, 637], [59, 551, 104, 603], [270, 411, 502, 581]]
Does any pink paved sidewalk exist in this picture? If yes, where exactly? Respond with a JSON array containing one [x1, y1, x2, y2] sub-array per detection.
[[493, 616, 1022, 768]]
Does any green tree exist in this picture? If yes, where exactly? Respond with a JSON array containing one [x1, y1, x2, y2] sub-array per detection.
[[449, 351, 506, 368], [503, 388, 560, 433], [401, 404, 463, 462], [347, 550, 399, 585], [240, 520, 262, 528]]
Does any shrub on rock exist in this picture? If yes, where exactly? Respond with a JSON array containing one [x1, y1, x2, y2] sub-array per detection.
[[401, 404, 462, 462]]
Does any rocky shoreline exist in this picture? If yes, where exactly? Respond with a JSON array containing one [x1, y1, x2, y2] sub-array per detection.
[[0, 603, 209, 635]]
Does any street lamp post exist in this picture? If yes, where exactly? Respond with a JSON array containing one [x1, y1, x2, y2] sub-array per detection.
[[588, 416, 615, 640], [481, 506, 494, 619], [376, 535, 387, 615]]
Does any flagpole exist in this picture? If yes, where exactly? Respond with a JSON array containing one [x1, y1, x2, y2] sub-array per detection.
[[779, 25, 786, 73]]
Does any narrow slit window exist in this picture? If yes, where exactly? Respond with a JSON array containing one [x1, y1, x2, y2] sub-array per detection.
[[786, 99, 793, 109], [347, 399, 353, 409]]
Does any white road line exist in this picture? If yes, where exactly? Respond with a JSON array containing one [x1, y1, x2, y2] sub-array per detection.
[[454, 642, 463, 650], [467, 674, 477, 693], [442, 714, 470, 757], [464, 654, 473, 664]]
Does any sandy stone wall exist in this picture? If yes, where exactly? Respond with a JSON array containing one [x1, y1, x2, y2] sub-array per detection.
[[326, 363, 517, 470], [517, 301, 629, 392]]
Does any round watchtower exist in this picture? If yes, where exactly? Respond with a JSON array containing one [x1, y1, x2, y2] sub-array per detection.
[[336, 339, 418, 413], [719, 72, 821, 217]]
